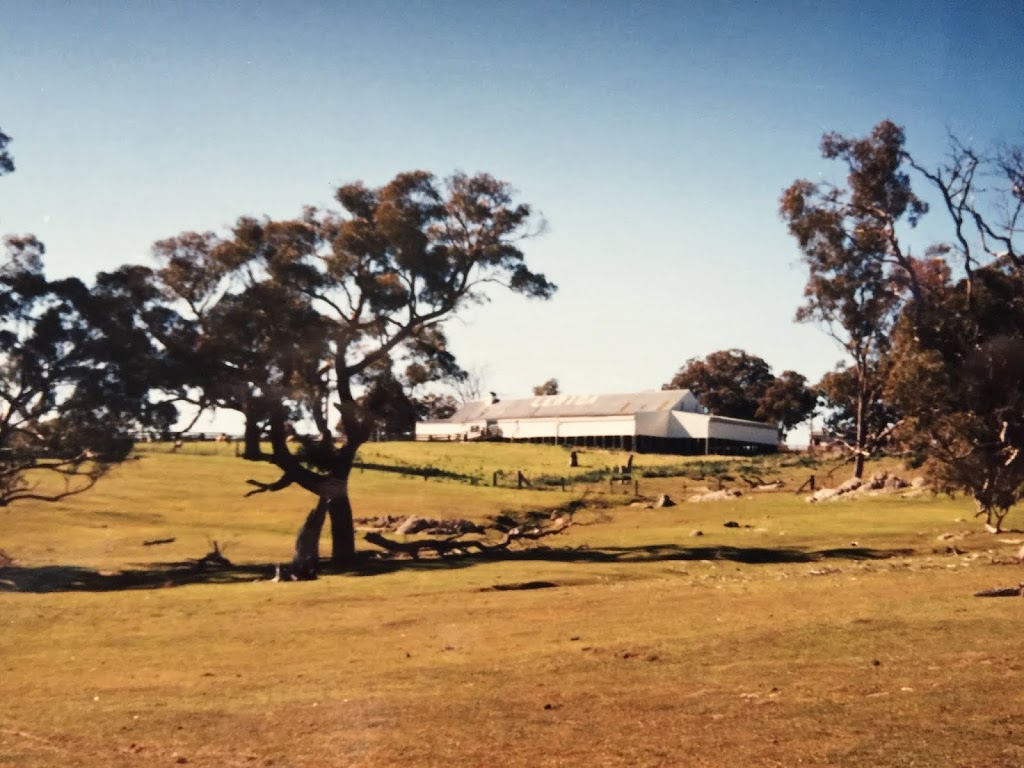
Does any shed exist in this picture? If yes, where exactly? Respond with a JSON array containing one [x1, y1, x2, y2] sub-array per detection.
[[415, 389, 778, 454]]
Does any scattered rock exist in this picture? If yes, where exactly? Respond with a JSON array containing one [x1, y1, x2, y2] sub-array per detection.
[[723, 521, 740, 528], [395, 516, 424, 535], [690, 530, 704, 537], [691, 489, 743, 502], [654, 493, 676, 508]]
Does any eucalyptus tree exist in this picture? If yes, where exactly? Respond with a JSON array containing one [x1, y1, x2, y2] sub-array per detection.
[[152, 171, 554, 574], [780, 121, 927, 477], [886, 135, 1024, 530], [0, 237, 176, 506]]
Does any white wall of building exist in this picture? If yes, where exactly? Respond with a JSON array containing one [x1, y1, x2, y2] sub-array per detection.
[[708, 417, 778, 446], [416, 421, 483, 440], [497, 415, 636, 440]]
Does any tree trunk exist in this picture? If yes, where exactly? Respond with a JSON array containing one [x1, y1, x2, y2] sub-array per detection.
[[328, 495, 357, 569], [292, 500, 327, 579], [853, 376, 867, 479], [327, 445, 358, 569]]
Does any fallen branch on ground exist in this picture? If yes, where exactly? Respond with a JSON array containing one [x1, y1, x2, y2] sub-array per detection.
[[191, 541, 232, 569], [364, 516, 574, 560]]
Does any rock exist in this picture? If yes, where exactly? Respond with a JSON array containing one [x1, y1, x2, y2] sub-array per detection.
[[690, 530, 704, 537], [723, 521, 740, 528], [396, 516, 426, 535], [690, 489, 743, 502], [809, 476, 884, 503], [654, 493, 675, 508]]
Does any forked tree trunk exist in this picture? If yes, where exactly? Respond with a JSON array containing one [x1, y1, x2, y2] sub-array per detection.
[[292, 499, 328, 579], [289, 441, 360, 574]]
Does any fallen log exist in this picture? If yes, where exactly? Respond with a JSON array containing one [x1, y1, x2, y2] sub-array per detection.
[[365, 517, 574, 560]]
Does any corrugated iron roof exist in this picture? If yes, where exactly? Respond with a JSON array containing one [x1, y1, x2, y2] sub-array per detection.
[[442, 390, 696, 423]]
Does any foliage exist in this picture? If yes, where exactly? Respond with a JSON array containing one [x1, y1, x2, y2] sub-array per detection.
[[815, 364, 899, 450], [781, 120, 926, 476], [886, 134, 1024, 530], [146, 170, 554, 570], [0, 237, 175, 506], [0, 127, 13, 176], [532, 377, 559, 396], [417, 391, 460, 420], [757, 369, 818, 437], [663, 349, 815, 436]]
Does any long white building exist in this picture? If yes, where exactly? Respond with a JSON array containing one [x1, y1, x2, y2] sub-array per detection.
[[415, 389, 779, 454]]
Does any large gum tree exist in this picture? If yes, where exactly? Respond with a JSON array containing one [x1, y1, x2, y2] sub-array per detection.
[[148, 171, 554, 575], [780, 121, 927, 478]]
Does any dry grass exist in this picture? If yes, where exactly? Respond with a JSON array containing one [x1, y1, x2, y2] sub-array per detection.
[[2, 443, 1023, 767]]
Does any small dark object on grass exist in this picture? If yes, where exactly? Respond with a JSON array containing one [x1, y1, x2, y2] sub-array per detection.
[[724, 521, 740, 528], [142, 537, 176, 547], [974, 583, 1024, 598], [489, 581, 558, 592], [873, 659, 881, 667], [193, 541, 232, 570]]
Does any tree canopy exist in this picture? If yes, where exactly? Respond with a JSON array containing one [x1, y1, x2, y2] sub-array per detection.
[[0, 238, 175, 506], [885, 132, 1024, 530], [144, 170, 554, 573], [781, 120, 926, 476], [532, 378, 559, 396], [663, 349, 815, 437], [0, 128, 172, 506], [0, 127, 13, 177]]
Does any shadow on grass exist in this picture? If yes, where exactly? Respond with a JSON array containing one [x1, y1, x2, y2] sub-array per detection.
[[0, 543, 915, 593], [349, 543, 916, 576], [0, 561, 274, 593]]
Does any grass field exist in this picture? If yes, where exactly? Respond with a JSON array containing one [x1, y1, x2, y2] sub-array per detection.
[[3, 442, 1024, 767]]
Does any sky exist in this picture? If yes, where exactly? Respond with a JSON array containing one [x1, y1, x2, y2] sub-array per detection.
[[2, 1, 1022, 440]]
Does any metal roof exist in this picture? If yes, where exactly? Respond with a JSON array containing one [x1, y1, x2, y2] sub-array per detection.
[[443, 390, 696, 423]]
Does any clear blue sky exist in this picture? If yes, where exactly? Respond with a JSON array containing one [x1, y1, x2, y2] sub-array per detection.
[[2, 1, 1022, 437]]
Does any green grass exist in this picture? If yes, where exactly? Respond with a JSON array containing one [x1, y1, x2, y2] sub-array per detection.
[[2, 443, 1023, 767]]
